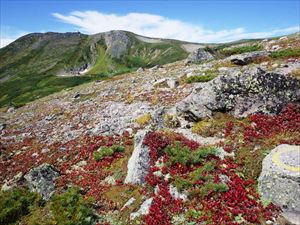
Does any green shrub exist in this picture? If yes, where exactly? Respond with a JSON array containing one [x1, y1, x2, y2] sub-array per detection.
[[269, 48, 300, 59], [186, 69, 218, 83], [50, 187, 95, 225], [165, 142, 191, 166], [165, 143, 217, 166], [93, 145, 125, 161], [192, 182, 228, 198], [111, 145, 125, 153], [0, 188, 40, 224], [190, 147, 218, 164], [220, 44, 262, 56], [189, 161, 216, 182]]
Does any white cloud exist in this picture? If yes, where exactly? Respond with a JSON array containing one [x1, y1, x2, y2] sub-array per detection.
[[0, 26, 29, 48], [52, 10, 299, 43]]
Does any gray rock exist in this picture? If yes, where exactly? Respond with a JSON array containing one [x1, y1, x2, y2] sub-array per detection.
[[229, 51, 267, 65], [186, 48, 215, 64], [125, 129, 151, 185], [149, 65, 161, 71], [258, 145, 300, 224], [152, 107, 165, 128], [167, 78, 179, 89], [177, 67, 300, 120], [24, 163, 60, 201]]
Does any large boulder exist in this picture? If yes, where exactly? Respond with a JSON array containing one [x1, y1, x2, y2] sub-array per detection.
[[177, 67, 300, 120], [228, 51, 267, 65], [186, 48, 215, 64], [258, 145, 300, 224], [125, 130, 151, 185], [24, 163, 60, 201]]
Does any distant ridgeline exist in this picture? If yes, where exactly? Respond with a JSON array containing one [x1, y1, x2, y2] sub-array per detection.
[[0, 30, 192, 107]]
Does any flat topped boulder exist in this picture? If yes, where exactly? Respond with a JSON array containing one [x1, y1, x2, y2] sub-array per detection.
[[258, 144, 300, 224]]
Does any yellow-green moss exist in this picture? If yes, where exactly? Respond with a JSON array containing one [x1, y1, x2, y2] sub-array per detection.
[[136, 113, 152, 126], [164, 114, 180, 128]]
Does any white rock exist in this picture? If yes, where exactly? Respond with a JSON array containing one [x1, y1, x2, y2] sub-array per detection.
[[121, 197, 136, 211], [169, 185, 188, 201], [167, 78, 179, 89], [130, 198, 153, 220]]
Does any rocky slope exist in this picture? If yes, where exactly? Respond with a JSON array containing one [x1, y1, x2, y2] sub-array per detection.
[[0, 33, 300, 225]]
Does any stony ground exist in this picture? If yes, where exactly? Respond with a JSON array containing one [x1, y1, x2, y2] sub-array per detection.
[[0, 35, 300, 225]]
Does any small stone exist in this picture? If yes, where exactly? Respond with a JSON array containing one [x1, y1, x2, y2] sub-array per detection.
[[166, 78, 179, 89], [74, 92, 80, 99], [130, 198, 153, 220], [121, 197, 136, 211], [102, 176, 116, 185]]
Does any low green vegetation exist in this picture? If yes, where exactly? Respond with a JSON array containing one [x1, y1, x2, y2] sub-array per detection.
[[93, 145, 125, 161], [0, 188, 40, 224], [269, 48, 300, 59], [219, 44, 262, 56], [49, 187, 95, 225], [165, 142, 218, 166], [173, 160, 228, 199], [191, 113, 235, 137], [191, 182, 228, 198], [1, 187, 97, 225], [186, 70, 218, 83]]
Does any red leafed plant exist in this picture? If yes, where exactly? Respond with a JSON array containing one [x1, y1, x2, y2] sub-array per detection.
[[142, 132, 280, 225]]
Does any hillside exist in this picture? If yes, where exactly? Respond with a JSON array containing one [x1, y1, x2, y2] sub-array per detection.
[[0, 30, 196, 107], [0, 32, 300, 225]]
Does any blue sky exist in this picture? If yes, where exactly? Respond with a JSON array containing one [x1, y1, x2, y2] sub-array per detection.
[[1, 0, 299, 47]]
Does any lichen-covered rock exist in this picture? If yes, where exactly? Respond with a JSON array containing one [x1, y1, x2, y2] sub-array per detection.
[[125, 129, 151, 185], [186, 48, 215, 64], [177, 67, 300, 120], [24, 163, 60, 201], [258, 144, 300, 224]]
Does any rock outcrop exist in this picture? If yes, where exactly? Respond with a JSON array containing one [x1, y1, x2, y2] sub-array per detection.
[[125, 130, 151, 185], [104, 30, 131, 59], [258, 144, 300, 224], [177, 67, 300, 120], [228, 51, 267, 65], [24, 163, 60, 201], [186, 48, 215, 64]]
